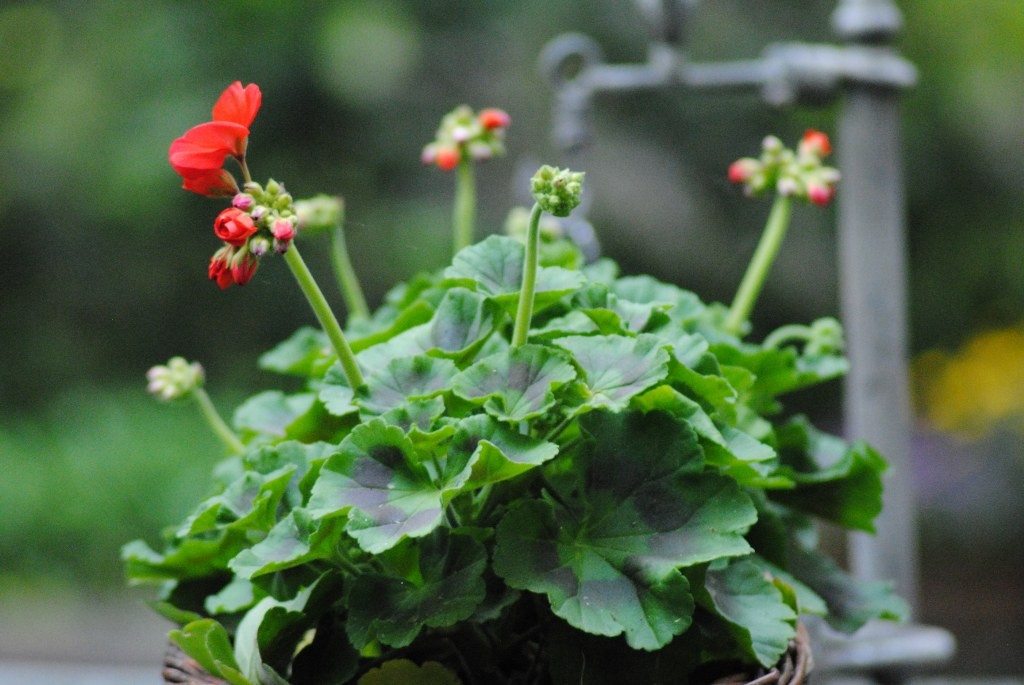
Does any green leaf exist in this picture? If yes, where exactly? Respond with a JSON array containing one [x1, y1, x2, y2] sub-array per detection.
[[245, 441, 338, 509], [229, 510, 347, 578], [357, 659, 462, 685], [318, 365, 358, 417], [786, 540, 908, 633], [449, 414, 559, 488], [170, 618, 251, 685], [233, 391, 317, 439], [360, 354, 459, 414], [306, 420, 464, 553], [347, 529, 487, 648], [451, 344, 577, 422], [771, 418, 887, 532], [427, 287, 501, 360], [553, 334, 670, 411], [290, 615, 360, 685], [710, 344, 848, 412], [122, 534, 243, 583], [699, 558, 798, 668], [444, 235, 585, 313], [259, 327, 330, 377], [493, 410, 757, 650], [349, 300, 436, 353], [205, 575, 259, 615], [176, 467, 295, 537], [631, 386, 789, 488]]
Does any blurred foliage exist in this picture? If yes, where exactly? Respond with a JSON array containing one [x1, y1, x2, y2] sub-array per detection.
[[1, 0, 1021, 596]]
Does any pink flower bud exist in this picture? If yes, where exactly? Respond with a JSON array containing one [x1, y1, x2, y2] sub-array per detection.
[[232, 193, 254, 211], [728, 158, 759, 184], [230, 250, 259, 286], [272, 218, 296, 242], [807, 181, 835, 207]]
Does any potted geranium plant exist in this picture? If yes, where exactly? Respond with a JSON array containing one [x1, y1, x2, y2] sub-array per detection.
[[124, 82, 905, 685]]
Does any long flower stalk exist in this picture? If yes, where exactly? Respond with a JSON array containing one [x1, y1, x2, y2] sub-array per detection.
[[282, 244, 366, 390], [453, 159, 477, 255], [329, 211, 370, 321], [193, 387, 245, 454], [725, 193, 792, 336], [511, 204, 544, 348]]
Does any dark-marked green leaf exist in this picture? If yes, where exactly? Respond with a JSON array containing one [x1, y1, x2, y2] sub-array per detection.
[[449, 414, 559, 488], [379, 397, 447, 433], [427, 287, 500, 359], [699, 558, 797, 667], [494, 499, 695, 651], [347, 529, 487, 648], [631, 386, 789, 488], [360, 354, 458, 414], [771, 418, 887, 532], [493, 410, 757, 650], [306, 420, 464, 553], [318, 364, 358, 417], [229, 509, 347, 578], [357, 659, 462, 685], [259, 327, 330, 377], [554, 334, 670, 410], [451, 344, 577, 422], [177, 467, 295, 537]]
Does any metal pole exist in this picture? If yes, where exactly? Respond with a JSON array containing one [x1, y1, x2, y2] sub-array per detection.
[[832, 0, 918, 617]]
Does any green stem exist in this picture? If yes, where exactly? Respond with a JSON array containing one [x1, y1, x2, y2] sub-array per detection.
[[453, 158, 476, 255], [192, 387, 245, 454], [763, 323, 811, 350], [282, 244, 366, 390], [725, 193, 793, 336], [511, 203, 544, 348], [330, 217, 370, 321], [237, 155, 252, 185]]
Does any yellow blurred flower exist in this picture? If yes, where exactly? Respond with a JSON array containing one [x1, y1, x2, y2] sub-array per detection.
[[913, 324, 1024, 439]]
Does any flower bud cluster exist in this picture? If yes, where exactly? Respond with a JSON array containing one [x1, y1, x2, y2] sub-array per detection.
[[421, 105, 511, 172], [294, 194, 344, 235], [530, 165, 585, 218], [206, 179, 301, 289], [146, 357, 204, 401], [728, 130, 840, 207]]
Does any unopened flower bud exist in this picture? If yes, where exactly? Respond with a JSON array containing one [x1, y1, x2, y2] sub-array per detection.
[[531, 165, 585, 218], [451, 126, 471, 143], [146, 357, 204, 402], [806, 181, 835, 207], [232, 193, 255, 211], [265, 178, 282, 196], [243, 181, 263, 195], [777, 177, 800, 197], [435, 145, 461, 172], [230, 249, 259, 286], [799, 129, 832, 158], [294, 194, 343, 232], [761, 135, 784, 153], [478, 108, 511, 130], [250, 205, 268, 222], [250, 237, 271, 257], [728, 158, 760, 184], [272, 218, 296, 242]]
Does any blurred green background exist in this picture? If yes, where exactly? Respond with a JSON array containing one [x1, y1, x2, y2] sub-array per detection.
[[2, 0, 1022, 674]]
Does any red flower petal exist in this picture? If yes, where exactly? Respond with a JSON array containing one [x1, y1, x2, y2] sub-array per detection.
[[212, 81, 262, 128], [180, 168, 239, 197], [169, 121, 250, 173]]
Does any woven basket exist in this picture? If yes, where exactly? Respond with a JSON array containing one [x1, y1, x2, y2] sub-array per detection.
[[163, 623, 812, 685]]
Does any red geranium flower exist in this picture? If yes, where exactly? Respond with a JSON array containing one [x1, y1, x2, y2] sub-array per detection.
[[230, 251, 259, 286], [214, 207, 257, 246], [169, 82, 262, 197], [478, 107, 511, 130]]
